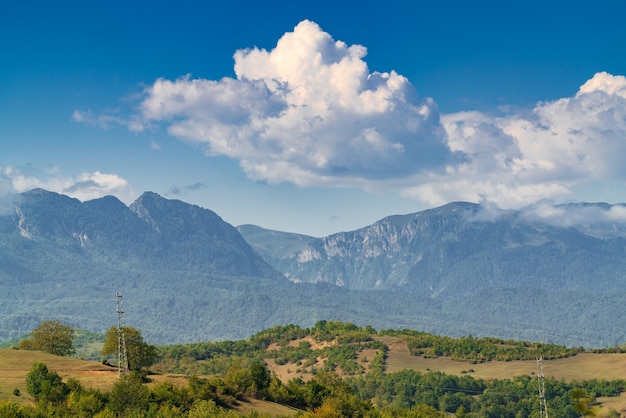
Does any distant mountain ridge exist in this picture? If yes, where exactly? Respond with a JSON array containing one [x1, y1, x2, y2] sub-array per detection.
[[5, 188, 279, 278], [0, 189, 285, 343], [239, 201, 626, 296], [2, 189, 626, 347]]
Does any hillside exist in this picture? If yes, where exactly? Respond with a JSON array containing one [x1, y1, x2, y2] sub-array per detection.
[[0, 348, 118, 405], [4, 324, 626, 416], [238, 202, 626, 347], [0, 321, 626, 418], [246, 201, 626, 296], [152, 322, 626, 416], [2, 189, 626, 347], [0, 348, 299, 416], [236, 224, 315, 267], [0, 189, 284, 343]]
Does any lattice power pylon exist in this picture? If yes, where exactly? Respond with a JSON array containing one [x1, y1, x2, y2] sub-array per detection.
[[537, 356, 549, 418], [116, 292, 129, 377]]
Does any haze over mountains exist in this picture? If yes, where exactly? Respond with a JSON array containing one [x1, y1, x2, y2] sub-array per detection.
[[2, 189, 626, 347]]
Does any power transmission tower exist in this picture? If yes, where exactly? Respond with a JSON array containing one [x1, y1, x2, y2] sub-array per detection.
[[537, 356, 549, 418], [116, 292, 129, 377]]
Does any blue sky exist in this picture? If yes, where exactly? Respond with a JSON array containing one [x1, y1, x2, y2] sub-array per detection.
[[2, 0, 626, 236]]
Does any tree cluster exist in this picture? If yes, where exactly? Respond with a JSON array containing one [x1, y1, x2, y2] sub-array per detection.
[[5, 358, 625, 417], [18, 320, 75, 357], [7, 320, 626, 417], [101, 326, 158, 371], [382, 329, 583, 362]]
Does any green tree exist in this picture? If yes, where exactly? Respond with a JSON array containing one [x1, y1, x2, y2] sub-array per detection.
[[249, 361, 271, 396], [188, 399, 241, 418], [101, 326, 158, 371], [108, 372, 149, 416], [571, 388, 598, 416], [408, 404, 447, 417], [25, 362, 68, 403], [19, 320, 75, 356], [66, 390, 105, 418], [0, 400, 26, 418]]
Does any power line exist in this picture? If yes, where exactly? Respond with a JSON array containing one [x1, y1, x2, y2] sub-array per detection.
[[537, 356, 549, 418], [116, 292, 129, 377]]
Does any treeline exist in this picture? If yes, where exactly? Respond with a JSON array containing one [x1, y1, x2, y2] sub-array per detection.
[[381, 329, 585, 362], [156, 321, 588, 377], [3, 360, 430, 417], [2, 361, 280, 417], [348, 369, 626, 417], [4, 359, 626, 417]]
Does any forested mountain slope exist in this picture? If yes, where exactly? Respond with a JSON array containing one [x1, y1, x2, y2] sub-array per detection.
[[237, 202, 626, 347], [244, 202, 626, 298], [2, 189, 626, 347], [0, 189, 283, 343]]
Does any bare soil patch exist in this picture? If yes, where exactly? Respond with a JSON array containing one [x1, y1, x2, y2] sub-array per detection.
[[267, 336, 335, 352], [265, 357, 321, 382]]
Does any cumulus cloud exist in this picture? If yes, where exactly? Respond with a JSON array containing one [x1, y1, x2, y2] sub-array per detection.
[[133, 20, 451, 185], [0, 166, 136, 205], [408, 72, 626, 207], [78, 20, 626, 211], [61, 172, 136, 203]]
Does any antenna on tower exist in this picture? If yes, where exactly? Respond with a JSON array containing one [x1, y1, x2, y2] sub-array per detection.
[[116, 292, 129, 377], [537, 356, 549, 418]]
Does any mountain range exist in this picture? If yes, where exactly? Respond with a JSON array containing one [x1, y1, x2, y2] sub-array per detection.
[[2, 188, 626, 347]]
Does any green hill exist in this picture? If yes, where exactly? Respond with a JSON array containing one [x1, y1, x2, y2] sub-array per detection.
[[3, 322, 626, 416]]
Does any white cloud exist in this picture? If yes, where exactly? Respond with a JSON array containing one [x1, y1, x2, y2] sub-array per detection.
[[61, 172, 136, 203], [0, 166, 136, 205], [518, 200, 626, 228], [134, 20, 451, 185], [413, 71, 626, 208], [73, 108, 143, 132], [80, 20, 626, 211]]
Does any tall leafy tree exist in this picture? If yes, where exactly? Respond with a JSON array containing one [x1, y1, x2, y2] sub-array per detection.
[[101, 326, 158, 371], [19, 320, 75, 356], [108, 373, 149, 416], [25, 362, 69, 403]]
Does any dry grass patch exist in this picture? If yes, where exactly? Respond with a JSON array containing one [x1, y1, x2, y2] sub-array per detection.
[[233, 397, 301, 416], [265, 358, 318, 382], [597, 393, 626, 417], [383, 342, 626, 415], [384, 342, 626, 381], [0, 348, 119, 404], [357, 348, 378, 373]]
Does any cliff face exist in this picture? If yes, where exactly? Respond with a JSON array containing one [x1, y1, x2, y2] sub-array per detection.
[[250, 202, 626, 297]]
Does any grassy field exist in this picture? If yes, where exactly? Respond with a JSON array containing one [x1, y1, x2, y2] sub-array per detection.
[[232, 398, 303, 416], [0, 348, 302, 416], [263, 336, 626, 416], [380, 336, 626, 416], [262, 336, 626, 382], [0, 348, 118, 405], [4, 341, 626, 415], [380, 336, 626, 380]]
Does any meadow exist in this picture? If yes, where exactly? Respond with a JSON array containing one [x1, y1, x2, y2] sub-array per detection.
[[3, 326, 626, 416]]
